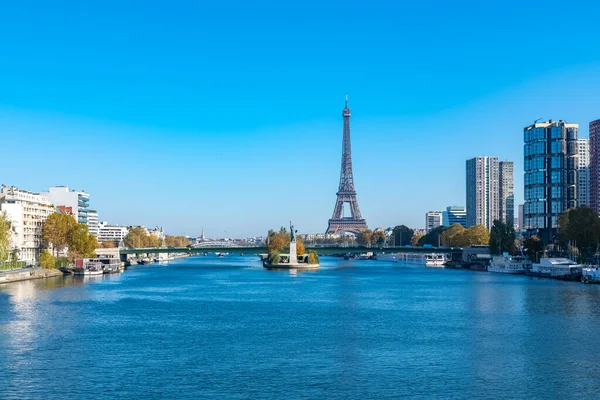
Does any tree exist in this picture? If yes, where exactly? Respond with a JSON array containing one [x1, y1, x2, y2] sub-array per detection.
[[372, 230, 387, 247], [357, 229, 373, 247], [558, 206, 600, 259], [0, 211, 11, 261], [441, 224, 466, 247], [165, 236, 190, 247], [67, 223, 98, 258], [39, 249, 55, 269], [489, 220, 516, 255], [101, 241, 117, 248], [418, 226, 446, 246], [524, 235, 544, 262], [308, 250, 319, 264], [43, 213, 76, 256], [296, 237, 306, 256], [267, 231, 290, 254], [392, 225, 414, 246], [124, 227, 154, 248], [411, 233, 424, 246], [463, 225, 490, 246]]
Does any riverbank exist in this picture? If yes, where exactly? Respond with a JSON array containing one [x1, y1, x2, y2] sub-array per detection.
[[0, 267, 63, 284]]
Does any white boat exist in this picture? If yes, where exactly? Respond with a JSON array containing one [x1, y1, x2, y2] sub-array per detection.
[[581, 266, 600, 283], [527, 258, 584, 281], [376, 253, 398, 262], [425, 254, 446, 268], [74, 261, 104, 276], [395, 253, 446, 267], [488, 253, 531, 274]]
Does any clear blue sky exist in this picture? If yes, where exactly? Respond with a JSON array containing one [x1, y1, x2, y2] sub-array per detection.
[[1, 1, 599, 237]]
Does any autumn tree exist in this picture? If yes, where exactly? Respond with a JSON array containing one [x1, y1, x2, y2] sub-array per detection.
[[267, 231, 290, 253], [43, 213, 76, 256], [67, 223, 98, 258], [124, 227, 154, 248], [441, 224, 466, 247], [296, 237, 306, 256], [392, 225, 414, 246], [371, 230, 387, 247], [357, 229, 373, 247], [165, 236, 190, 247], [101, 241, 117, 248], [39, 249, 55, 269], [463, 225, 490, 246], [411, 233, 424, 246], [0, 211, 11, 261]]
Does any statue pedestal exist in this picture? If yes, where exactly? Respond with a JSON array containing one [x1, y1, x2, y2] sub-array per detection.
[[289, 242, 298, 264]]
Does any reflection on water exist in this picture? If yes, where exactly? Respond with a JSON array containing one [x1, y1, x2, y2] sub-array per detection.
[[1, 256, 600, 399]]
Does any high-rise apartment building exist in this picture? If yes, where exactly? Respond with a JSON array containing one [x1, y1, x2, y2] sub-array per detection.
[[590, 120, 600, 214], [577, 139, 590, 207], [466, 156, 499, 229], [442, 206, 467, 228], [0, 186, 54, 263], [42, 186, 91, 227], [499, 161, 514, 227], [425, 211, 443, 232], [523, 120, 578, 243]]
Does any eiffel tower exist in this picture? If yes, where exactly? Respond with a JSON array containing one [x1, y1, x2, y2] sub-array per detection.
[[326, 95, 368, 235]]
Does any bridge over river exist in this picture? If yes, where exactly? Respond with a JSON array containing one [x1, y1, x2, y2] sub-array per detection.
[[119, 245, 464, 260]]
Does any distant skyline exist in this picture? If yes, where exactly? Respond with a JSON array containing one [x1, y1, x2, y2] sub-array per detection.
[[1, 1, 599, 237]]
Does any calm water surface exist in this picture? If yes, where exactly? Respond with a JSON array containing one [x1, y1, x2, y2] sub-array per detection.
[[1, 255, 600, 399]]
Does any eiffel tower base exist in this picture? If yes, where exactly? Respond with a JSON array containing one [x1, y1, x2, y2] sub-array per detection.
[[326, 218, 368, 235]]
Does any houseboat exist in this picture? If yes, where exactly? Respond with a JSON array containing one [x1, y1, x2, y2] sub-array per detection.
[[526, 258, 583, 281], [488, 253, 531, 274]]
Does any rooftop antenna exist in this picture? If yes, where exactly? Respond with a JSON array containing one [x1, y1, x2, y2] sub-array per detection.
[[345, 93, 348, 108], [534, 117, 544, 124]]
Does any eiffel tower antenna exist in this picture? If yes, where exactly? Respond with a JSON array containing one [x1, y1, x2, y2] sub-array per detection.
[[326, 95, 368, 235]]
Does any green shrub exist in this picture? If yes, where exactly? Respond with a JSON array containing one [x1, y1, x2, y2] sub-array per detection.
[[308, 250, 319, 264], [39, 250, 56, 269], [268, 251, 280, 265]]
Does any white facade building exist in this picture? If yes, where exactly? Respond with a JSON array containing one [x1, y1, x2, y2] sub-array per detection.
[[425, 211, 443, 232], [98, 222, 129, 243], [577, 139, 590, 207], [466, 156, 500, 229], [0, 186, 54, 263], [41, 186, 91, 227], [88, 209, 99, 237]]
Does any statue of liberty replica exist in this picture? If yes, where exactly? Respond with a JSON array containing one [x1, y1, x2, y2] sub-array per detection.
[[289, 221, 298, 264]]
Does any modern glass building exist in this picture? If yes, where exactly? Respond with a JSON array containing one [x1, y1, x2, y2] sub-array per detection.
[[523, 120, 578, 243], [442, 206, 467, 228]]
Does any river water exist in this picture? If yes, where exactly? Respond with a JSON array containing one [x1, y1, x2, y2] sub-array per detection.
[[1, 255, 599, 399]]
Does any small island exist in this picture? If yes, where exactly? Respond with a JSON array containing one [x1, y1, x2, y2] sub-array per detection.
[[263, 222, 320, 270]]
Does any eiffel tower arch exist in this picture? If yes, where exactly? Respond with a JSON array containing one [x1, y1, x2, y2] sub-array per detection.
[[326, 95, 368, 235]]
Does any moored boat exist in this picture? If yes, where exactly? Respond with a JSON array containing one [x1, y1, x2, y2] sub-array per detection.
[[526, 258, 583, 281], [74, 261, 104, 276], [581, 266, 600, 283], [425, 254, 446, 268], [488, 253, 531, 274]]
